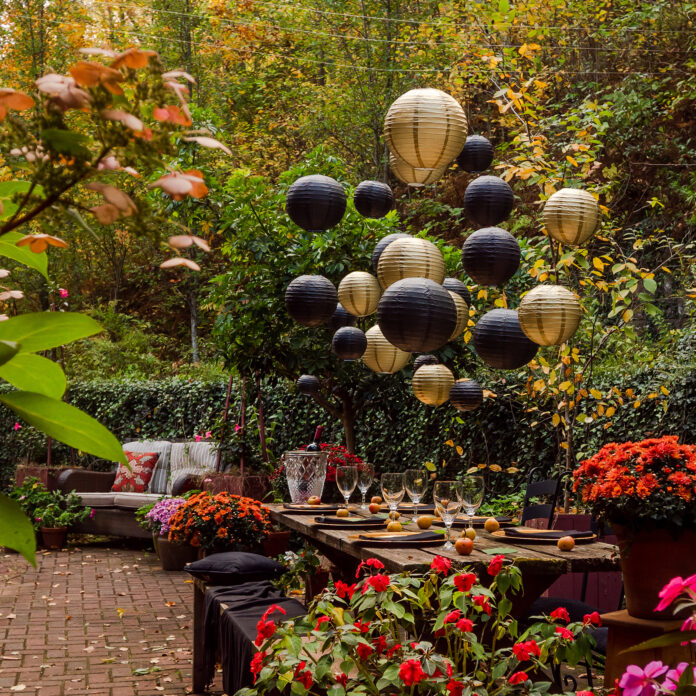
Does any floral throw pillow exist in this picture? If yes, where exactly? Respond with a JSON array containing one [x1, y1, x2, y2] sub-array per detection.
[[111, 451, 159, 493]]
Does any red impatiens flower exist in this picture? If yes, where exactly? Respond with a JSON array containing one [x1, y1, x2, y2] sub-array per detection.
[[576, 691, 594, 696], [362, 573, 390, 594], [509, 671, 528, 685], [549, 606, 570, 623], [487, 554, 506, 577], [354, 620, 371, 633], [356, 557, 385, 577], [398, 659, 427, 686], [583, 611, 602, 626], [255, 619, 276, 646], [447, 679, 465, 696], [250, 651, 266, 682], [334, 673, 348, 687], [335, 580, 358, 601], [456, 618, 474, 632], [512, 640, 541, 661], [555, 626, 575, 641], [314, 616, 331, 631], [454, 572, 477, 593], [294, 661, 313, 689], [473, 595, 492, 615], [444, 609, 461, 624], [373, 634, 388, 654], [386, 643, 403, 658], [431, 556, 452, 575], [356, 642, 373, 660]]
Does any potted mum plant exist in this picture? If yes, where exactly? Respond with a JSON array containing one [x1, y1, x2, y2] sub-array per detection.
[[573, 435, 696, 619], [33, 490, 92, 549], [136, 497, 187, 566]]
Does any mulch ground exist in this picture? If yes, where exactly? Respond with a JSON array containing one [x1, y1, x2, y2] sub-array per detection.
[[0, 542, 224, 696]]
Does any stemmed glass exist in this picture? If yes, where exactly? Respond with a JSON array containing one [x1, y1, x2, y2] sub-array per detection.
[[357, 463, 375, 511], [460, 475, 485, 532], [336, 466, 358, 510], [433, 480, 463, 550], [404, 469, 428, 518], [380, 473, 405, 519]]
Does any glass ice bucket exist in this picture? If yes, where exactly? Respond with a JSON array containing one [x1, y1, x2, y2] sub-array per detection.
[[282, 450, 327, 504]]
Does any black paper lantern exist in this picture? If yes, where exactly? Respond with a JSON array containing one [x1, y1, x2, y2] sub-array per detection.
[[461, 227, 520, 286], [456, 135, 494, 173], [327, 302, 356, 332], [413, 354, 439, 372], [473, 309, 539, 369], [332, 326, 367, 361], [285, 275, 338, 327], [449, 379, 483, 412], [286, 175, 347, 232], [377, 278, 457, 353], [371, 232, 410, 272], [463, 176, 514, 227], [297, 375, 320, 395], [354, 181, 394, 218], [442, 277, 471, 306]]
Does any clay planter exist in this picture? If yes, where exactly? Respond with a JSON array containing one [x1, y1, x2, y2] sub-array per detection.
[[263, 530, 291, 558], [40, 526, 67, 550], [152, 534, 161, 558], [614, 524, 696, 620], [15, 464, 69, 491], [157, 537, 198, 571], [202, 474, 270, 500]]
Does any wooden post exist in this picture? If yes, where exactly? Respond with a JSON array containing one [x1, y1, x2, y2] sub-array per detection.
[[215, 373, 235, 473], [256, 372, 269, 462]]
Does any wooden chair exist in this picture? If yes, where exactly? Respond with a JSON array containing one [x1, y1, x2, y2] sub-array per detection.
[[520, 466, 563, 529]]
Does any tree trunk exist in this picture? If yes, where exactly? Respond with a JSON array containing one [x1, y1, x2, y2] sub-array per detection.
[[256, 372, 268, 462], [189, 288, 200, 363]]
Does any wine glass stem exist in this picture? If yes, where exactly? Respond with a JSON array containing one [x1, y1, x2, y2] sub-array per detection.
[[361, 491, 366, 507], [446, 522, 452, 546], [344, 495, 349, 509]]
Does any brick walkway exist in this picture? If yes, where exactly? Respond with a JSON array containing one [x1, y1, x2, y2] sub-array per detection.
[[0, 543, 223, 696]]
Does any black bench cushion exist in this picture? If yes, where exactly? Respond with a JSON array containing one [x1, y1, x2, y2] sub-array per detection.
[[185, 551, 285, 585]]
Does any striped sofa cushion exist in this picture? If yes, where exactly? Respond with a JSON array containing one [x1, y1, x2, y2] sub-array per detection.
[[167, 441, 218, 495], [122, 441, 172, 494]]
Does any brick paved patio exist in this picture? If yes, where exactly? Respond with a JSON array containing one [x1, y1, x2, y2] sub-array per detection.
[[0, 543, 224, 696]]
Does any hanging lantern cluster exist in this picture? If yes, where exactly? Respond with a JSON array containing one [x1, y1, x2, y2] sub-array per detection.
[[285, 175, 347, 232]]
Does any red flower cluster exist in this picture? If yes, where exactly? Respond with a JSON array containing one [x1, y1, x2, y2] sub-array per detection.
[[555, 626, 574, 641], [473, 595, 492, 615], [299, 442, 363, 482], [255, 605, 286, 647], [549, 606, 570, 623], [356, 557, 385, 577], [335, 580, 357, 600], [454, 573, 477, 593], [431, 556, 451, 575], [294, 661, 313, 689], [398, 659, 427, 686], [487, 554, 506, 577], [512, 640, 541, 661], [509, 671, 528, 685], [362, 573, 390, 594], [583, 611, 602, 626]]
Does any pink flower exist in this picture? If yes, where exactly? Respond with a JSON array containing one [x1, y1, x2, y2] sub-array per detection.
[[195, 434, 202, 442], [662, 663, 696, 690], [235, 424, 241, 432], [58, 288, 68, 298], [680, 615, 696, 644], [89, 508, 96, 519], [13, 422, 21, 431], [619, 661, 669, 696], [656, 576, 690, 612], [204, 431, 212, 439]]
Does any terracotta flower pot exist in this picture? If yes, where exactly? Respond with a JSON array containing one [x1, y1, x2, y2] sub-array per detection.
[[263, 530, 291, 557], [613, 524, 696, 620], [152, 534, 161, 558], [157, 537, 198, 571], [40, 526, 67, 550]]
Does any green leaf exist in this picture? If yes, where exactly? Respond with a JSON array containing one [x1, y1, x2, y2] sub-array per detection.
[[0, 493, 36, 566], [0, 341, 20, 366], [621, 630, 696, 653], [0, 232, 49, 279], [0, 312, 102, 352], [0, 181, 45, 222], [643, 277, 657, 294], [0, 353, 67, 398], [0, 391, 127, 464], [40, 128, 92, 160]]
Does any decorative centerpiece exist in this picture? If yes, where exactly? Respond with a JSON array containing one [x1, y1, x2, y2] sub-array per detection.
[[573, 435, 696, 619]]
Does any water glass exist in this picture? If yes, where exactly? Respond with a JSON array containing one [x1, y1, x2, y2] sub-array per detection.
[[433, 480, 463, 550], [357, 463, 375, 510], [380, 472, 405, 517], [336, 466, 358, 509], [403, 469, 428, 517], [460, 475, 485, 529]]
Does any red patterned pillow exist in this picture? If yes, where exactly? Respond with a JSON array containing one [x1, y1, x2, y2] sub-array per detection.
[[112, 451, 159, 493]]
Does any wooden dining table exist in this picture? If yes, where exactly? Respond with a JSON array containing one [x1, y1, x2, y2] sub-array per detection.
[[266, 503, 620, 616]]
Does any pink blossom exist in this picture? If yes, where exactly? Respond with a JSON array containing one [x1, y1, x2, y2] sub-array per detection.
[[234, 424, 241, 432], [195, 434, 202, 442], [13, 422, 21, 431], [58, 288, 68, 298], [662, 662, 696, 690], [619, 661, 669, 696], [89, 508, 96, 519], [680, 615, 696, 644], [656, 577, 690, 612], [204, 431, 212, 439]]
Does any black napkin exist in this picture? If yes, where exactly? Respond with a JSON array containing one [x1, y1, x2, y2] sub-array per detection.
[[314, 516, 384, 524], [358, 530, 443, 542], [504, 528, 591, 540]]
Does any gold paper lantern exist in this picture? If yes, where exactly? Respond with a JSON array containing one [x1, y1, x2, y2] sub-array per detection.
[[337, 271, 382, 317], [448, 291, 467, 341], [518, 285, 582, 346], [412, 364, 455, 406], [376, 237, 446, 289], [542, 188, 600, 245], [390, 154, 446, 187], [362, 325, 410, 374], [384, 88, 467, 171]]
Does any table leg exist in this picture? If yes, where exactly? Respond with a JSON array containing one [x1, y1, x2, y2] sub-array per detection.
[[510, 569, 563, 618], [192, 580, 208, 695]]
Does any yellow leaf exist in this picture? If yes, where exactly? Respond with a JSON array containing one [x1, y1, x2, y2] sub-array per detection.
[[477, 463, 487, 469], [648, 392, 659, 399], [622, 309, 633, 323], [467, 466, 479, 474], [117, 608, 125, 618], [482, 389, 497, 398], [597, 404, 605, 416], [566, 155, 579, 167], [560, 441, 568, 449], [590, 388, 602, 399], [559, 380, 572, 392], [445, 440, 454, 447], [625, 388, 635, 398], [605, 406, 616, 417], [592, 257, 605, 271], [633, 400, 641, 408], [551, 413, 561, 427], [489, 464, 502, 472], [660, 386, 669, 396], [455, 446, 463, 456]]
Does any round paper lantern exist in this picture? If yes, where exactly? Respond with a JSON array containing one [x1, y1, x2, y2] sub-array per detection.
[[442, 277, 471, 306], [384, 88, 467, 171], [337, 271, 381, 317], [376, 237, 446, 289], [285, 175, 346, 232], [390, 154, 446, 187], [456, 135, 494, 173], [463, 175, 514, 227], [354, 181, 393, 218], [332, 326, 367, 361], [362, 325, 410, 374], [518, 285, 582, 346], [371, 232, 411, 272], [543, 188, 600, 245], [412, 364, 455, 406], [449, 379, 483, 412], [377, 278, 457, 352], [448, 291, 467, 341], [413, 354, 439, 372], [285, 275, 338, 327], [297, 375, 319, 395], [461, 227, 520, 286], [473, 309, 539, 369], [327, 302, 356, 332]]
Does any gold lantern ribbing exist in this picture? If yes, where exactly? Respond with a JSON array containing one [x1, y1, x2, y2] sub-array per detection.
[[412, 364, 455, 406], [362, 325, 410, 374], [542, 188, 600, 245], [376, 237, 446, 289], [390, 154, 446, 187], [448, 291, 467, 341], [338, 271, 382, 317], [384, 88, 467, 171], [518, 285, 582, 346]]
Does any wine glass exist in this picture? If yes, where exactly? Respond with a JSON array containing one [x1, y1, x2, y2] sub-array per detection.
[[433, 480, 463, 550], [336, 466, 358, 510], [380, 473, 405, 519], [403, 469, 428, 518], [357, 463, 375, 511], [460, 475, 485, 532]]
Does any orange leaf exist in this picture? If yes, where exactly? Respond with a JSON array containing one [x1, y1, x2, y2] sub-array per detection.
[[0, 88, 35, 111], [110, 48, 157, 69]]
